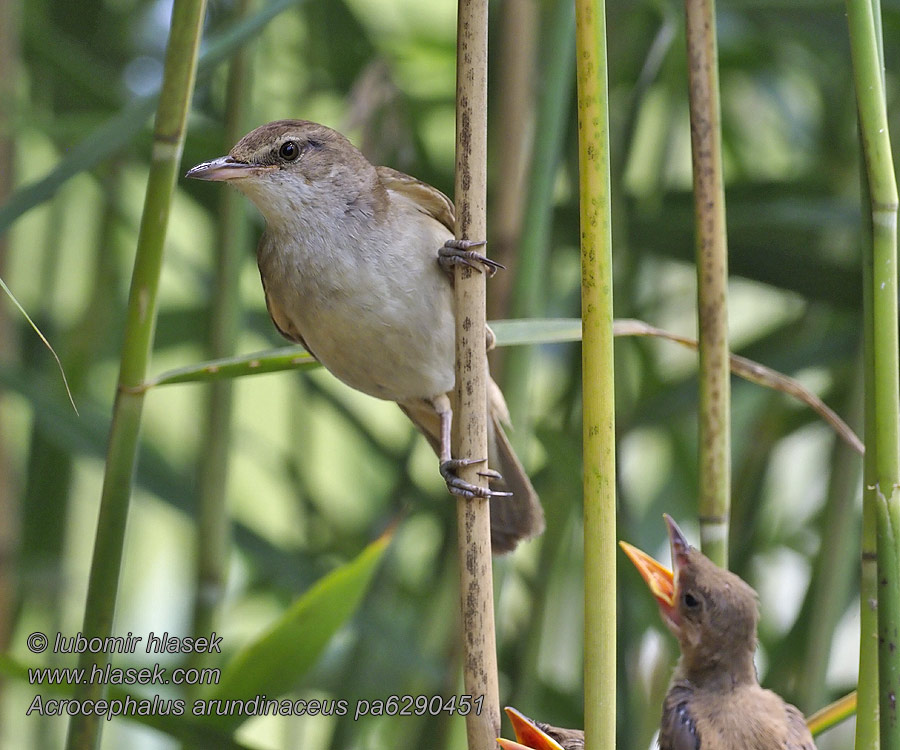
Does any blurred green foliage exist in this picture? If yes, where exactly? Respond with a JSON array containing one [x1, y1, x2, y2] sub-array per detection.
[[0, 0, 892, 747]]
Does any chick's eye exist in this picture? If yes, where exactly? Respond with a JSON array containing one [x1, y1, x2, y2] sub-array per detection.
[[279, 141, 301, 161], [683, 592, 700, 609]]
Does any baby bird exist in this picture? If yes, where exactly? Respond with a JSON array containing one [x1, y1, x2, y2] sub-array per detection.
[[497, 706, 583, 750], [498, 516, 817, 750], [620, 515, 817, 750]]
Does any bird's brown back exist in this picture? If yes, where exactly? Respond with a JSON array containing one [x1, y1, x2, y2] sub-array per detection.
[[660, 680, 816, 750]]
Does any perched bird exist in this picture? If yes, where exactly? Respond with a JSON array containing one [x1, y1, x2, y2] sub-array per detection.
[[620, 515, 817, 750], [186, 120, 544, 553], [497, 706, 583, 750]]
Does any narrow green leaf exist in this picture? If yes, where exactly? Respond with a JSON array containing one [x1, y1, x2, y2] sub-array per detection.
[[806, 690, 857, 737], [490, 318, 583, 347], [205, 530, 392, 728], [0, 101, 155, 234], [143, 345, 318, 388], [143, 319, 581, 389]]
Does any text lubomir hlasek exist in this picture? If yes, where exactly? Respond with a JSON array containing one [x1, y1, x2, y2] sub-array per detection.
[[52, 632, 222, 654]]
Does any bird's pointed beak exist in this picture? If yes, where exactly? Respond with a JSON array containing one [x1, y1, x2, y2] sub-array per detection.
[[663, 513, 692, 570], [185, 156, 273, 181], [619, 536, 677, 631], [499, 707, 566, 750]]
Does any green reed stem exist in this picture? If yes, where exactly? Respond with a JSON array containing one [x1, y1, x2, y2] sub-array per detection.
[[574, 0, 616, 746], [64, 0, 207, 747], [847, 0, 900, 746]]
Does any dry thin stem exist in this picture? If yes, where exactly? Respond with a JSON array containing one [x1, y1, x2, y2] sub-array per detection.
[[613, 319, 863, 455], [684, 0, 731, 567], [452, 0, 500, 747], [487, 0, 535, 326]]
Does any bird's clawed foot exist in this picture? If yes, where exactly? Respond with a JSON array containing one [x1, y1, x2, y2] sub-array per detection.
[[440, 457, 511, 500], [438, 239, 504, 277]]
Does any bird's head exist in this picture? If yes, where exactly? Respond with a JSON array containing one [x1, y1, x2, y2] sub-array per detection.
[[186, 120, 378, 228], [621, 515, 759, 684]]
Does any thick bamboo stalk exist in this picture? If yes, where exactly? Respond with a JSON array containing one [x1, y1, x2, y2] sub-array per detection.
[[574, 0, 616, 747], [684, 0, 731, 567], [64, 0, 207, 747], [452, 0, 500, 748], [847, 0, 900, 745], [858, 135, 881, 750]]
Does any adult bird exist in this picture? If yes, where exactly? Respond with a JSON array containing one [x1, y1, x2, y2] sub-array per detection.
[[187, 120, 544, 553]]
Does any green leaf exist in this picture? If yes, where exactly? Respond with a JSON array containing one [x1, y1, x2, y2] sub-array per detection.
[[205, 530, 392, 728], [144, 318, 583, 389], [143, 345, 319, 388], [491, 318, 583, 347]]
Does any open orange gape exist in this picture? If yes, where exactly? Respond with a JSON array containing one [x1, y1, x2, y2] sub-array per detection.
[[618, 514, 684, 635], [496, 706, 578, 750]]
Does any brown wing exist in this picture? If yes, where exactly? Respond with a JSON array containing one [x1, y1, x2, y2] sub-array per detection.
[[256, 237, 317, 358], [659, 683, 701, 750], [375, 165, 456, 234]]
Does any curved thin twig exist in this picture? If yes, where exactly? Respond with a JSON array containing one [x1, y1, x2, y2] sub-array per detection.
[[613, 318, 864, 455]]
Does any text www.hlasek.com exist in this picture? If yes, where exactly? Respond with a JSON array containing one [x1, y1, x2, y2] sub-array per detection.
[[29, 662, 219, 687]]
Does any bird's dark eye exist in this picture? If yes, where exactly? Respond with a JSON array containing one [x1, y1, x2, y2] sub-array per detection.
[[279, 141, 301, 161], [683, 592, 700, 609]]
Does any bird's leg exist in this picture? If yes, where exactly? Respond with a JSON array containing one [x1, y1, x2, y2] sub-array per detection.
[[432, 394, 509, 499], [438, 239, 505, 277]]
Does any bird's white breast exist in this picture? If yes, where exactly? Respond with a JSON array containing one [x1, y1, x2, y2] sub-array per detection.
[[254, 184, 457, 403]]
